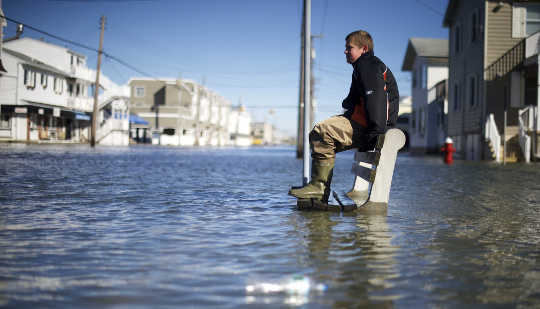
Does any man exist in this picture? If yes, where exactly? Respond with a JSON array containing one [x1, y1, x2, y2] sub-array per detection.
[[289, 30, 399, 202]]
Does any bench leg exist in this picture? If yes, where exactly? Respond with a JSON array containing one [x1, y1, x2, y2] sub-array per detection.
[[367, 129, 405, 205]]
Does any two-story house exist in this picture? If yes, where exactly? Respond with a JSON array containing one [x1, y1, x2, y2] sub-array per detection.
[[0, 36, 129, 145], [444, 0, 540, 162], [402, 38, 449, 153], [129, 78, 198, 146], [0, 37, 93, 142]]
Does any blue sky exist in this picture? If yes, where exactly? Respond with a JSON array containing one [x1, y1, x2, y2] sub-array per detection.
[[3, 0, 449, 136]]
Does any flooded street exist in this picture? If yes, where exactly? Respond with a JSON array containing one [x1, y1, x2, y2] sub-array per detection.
[[0, 144, 539, 308]]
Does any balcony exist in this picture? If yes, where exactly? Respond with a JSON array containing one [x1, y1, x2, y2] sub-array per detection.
[[428, 79, 447, 104]]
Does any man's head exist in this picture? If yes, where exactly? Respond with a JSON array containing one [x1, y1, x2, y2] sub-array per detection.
[[344, 30, 373, 64]]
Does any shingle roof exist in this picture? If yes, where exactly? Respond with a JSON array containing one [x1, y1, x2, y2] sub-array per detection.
[[401, 38, 449, 71]]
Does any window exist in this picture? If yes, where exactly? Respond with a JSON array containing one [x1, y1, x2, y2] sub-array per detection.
[[76, 83, 80, 96], [24, 69, 36, 88], [0, 113, 11, 129], [469, 75, 477, 106], [422, 66, 427, 89], [412, 69, 417, 88], [68, 82, 74, 96], [454, 23, 461, 53], [41, 73, 48, 89], [419, 108, 425, 136], [526, 4, 540, 35], [54, 77, 63, 94], [454, 84, 460, 111], [135, 87, 145, 97], [471, 11, 478, 42]]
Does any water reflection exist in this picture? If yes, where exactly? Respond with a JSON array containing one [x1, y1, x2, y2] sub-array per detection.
[[299, 211, 399, 307]]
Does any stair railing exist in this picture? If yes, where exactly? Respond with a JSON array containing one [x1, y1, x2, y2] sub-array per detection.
[[485, 113, 501, 163]]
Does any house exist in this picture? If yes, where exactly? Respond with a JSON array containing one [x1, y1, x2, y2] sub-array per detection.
[[402, 38, 449, 153], [0, 37, 129, 145], [129, 78, 232, 147], [444, 0, 540, 162], [0, 0, 7, 73], [229, 105, 252, 147], [96, 95, 130, 146], [0, 38, 92, 142], [396, 96, 412, 151], [251, 121, 274, 145], [129, 78, 200, 146]]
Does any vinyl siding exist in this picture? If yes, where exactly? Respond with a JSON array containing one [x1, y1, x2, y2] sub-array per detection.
[[485, 1, 522, 67], [447, 0, 485, 137]]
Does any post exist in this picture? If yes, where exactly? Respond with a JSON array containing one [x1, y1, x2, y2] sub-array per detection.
[[302, 0, 311, 185], [91, 16, 105, 147], [296, 8, 305, 159]]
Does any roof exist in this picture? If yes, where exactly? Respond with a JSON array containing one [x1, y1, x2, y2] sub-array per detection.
[[3, 47, 70, 76], [443, 0, 459, 27], [401, 38, 449, 71], [4, 37, 86, 59]]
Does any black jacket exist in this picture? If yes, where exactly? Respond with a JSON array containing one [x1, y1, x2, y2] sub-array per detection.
[[342, 51, 399, 137]]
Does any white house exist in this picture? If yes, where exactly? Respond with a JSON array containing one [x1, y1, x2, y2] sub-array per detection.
[[402, 38, 449, 153], [96, 96, 130, 146], [0, 37, 129, 145], [0, 0, 7, 73], [229, 105, 252, 146]]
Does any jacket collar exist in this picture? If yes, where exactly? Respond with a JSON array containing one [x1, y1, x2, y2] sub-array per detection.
[[352, 50, 374, 65]]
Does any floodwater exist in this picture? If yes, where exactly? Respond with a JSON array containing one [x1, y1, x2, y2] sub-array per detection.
[[0, 144, 539, 308]]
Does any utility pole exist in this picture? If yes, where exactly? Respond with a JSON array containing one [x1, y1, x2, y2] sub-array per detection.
[[91, 16, 105, 147], [296, 4, 306, 159], [310, 35, 323, 131], [302, 0, 311, 185]]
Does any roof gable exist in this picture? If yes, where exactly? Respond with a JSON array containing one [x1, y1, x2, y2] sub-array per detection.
[[402, 38, 449, 71]]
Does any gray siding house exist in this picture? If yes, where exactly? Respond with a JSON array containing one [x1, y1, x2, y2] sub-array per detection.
[[444, 0, 540, 162], [129, 78, 232, 146]]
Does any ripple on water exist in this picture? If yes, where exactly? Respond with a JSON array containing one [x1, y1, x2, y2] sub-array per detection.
[[0, 146, 539, 308]]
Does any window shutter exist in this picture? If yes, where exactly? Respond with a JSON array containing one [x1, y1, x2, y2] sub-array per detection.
[[512, 4, 526, 38]]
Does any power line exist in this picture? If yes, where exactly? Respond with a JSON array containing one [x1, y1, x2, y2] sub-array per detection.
[[1, 14, 160, 80], [413, 0, 444, 16], [1, 14, 98, 53]]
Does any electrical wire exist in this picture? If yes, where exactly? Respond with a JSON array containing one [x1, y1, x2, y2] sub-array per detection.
[[1, 14, 161, 81], [413, 0, 444, 17]]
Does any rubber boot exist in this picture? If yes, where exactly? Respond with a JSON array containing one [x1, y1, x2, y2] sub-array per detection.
[[289, 159, 334, 200], [321, 168, 333, 203]]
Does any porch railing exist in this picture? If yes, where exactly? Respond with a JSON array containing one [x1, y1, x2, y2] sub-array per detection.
[[485, 113, 501, 163], [427, 79, 447, 104], [485, 39, 525, 81]]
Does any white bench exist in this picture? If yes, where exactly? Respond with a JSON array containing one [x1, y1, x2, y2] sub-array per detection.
[[347, 128, 406, 212], [296, 128, 405, 213]]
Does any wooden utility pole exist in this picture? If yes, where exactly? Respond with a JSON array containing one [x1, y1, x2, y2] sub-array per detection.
[[91, 16, 105, 147]]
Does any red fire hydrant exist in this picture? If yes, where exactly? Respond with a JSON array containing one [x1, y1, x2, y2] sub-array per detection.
[[441, 137, 455, 165]]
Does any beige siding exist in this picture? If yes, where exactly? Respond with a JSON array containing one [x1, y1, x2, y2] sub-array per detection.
[[485, 1, 522, 67]]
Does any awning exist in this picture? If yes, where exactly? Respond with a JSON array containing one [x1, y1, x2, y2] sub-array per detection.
[[130, 114, 149, 125], [75, 111, 90, 121]]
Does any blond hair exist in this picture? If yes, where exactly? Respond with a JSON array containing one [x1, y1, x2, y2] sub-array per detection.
[[346, 30, 374, 52]]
